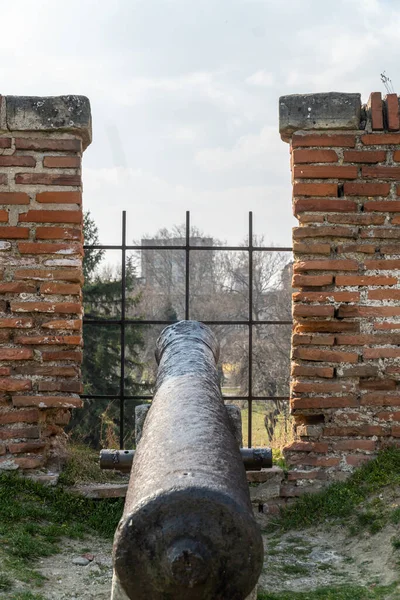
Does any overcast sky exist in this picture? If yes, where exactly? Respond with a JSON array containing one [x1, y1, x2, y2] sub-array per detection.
[[1, 0, 398, 247]]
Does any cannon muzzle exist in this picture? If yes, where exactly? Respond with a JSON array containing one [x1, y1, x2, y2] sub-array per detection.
[[112, 321, 263, 600]]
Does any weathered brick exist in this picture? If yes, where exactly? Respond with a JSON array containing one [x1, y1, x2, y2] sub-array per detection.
[[40, 282, 81, 295], [0, 175, 6, 185], [41, 350, 82, 362], [293, 305, 334, 318], [292, 333, 335, 345], [17, 242, 83, 255], [293, 242, 331, 254], [343, 150, 386, 163], [291, 396, 358, 409], [291, 365, 334, 378], [337, 333, 400, 345], [36, 192, 82, 204], [0, 426, 39, 440], [293, 183, 338, 197], [359, 379, 397, 391], [364, 201, 400, 212], [363, 348, 400, 359], [327, 214, 385, 225], [7, 441, 46, 454], [286, 456, 341, 467], [0, 211, 9, 223], [361, 393, 400, 406], [292, 149, 338, 163], [0, 156, 35, 167], [324, 425, 387, 437], [287, 470, 328, 481], [362, 166, 400, 179], [332, 440, 376, 451], [291, 381, 353, 394], [337, 244, 376, 254], [375, 323, 400, 331], [368, 289, 400, 300], [38, 380, 82, 393], [386, 94, 400, 131], [294, 199, 357, 214], [292, 134, 356, 148], [15, 138, 82, 152], [13, 456, 45, 470], [15, 173, 81, 186], [292, 347, 358, 363], [0, 227, 29, 239], [12, 395, 83, 409], [19, 210, 82, 224], [41, 319, 82, 330], [294, 165, 358, 179], [292, 274, 333, 287], [13, 365, 79, 377], [368, 92, 384, 130], [344, 182, 390, 196], [391, 215, 400, 225], [43, 156, 81, 169], [0, 139, 11, 149], [285, 441, 329, 453], [35, 227, 81, 240], [0, 348, 33, 360], [294, 321, 359, 333], [379, 411, 400, 421], [298, 214, 325, 224], [0, 409, 39, 424], [0, 318, 33, 328], [293, 291, 360, 303], [294, 259, 358, 272], [361, 133, 400, 145], [346, 455, 375, 467], [14, 268, 83, 283], [339, 305, 400, 318], [365, 259, 400, 270], [0, 379, 31, 391], [335, 275, 397, 286], [10, 302, 82, 314], [14, 335, 82, 346], [0, 193, 30, 205], [293, 226, 356, 239]]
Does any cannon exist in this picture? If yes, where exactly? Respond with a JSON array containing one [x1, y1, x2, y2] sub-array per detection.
[[111, 321, 264, 600]]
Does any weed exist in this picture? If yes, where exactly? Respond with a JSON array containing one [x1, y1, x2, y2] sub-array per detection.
[[0, 573, 12, 591], [280, 564, 310, 576], [392, 536, 400, 550], [58, 442, 128, 486], [257, 583, 398, 599]]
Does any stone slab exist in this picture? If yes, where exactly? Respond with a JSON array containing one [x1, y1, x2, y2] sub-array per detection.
[[279, 92, 361, 141], [5, 95, 92, 149], [69, 483, 128, 499]]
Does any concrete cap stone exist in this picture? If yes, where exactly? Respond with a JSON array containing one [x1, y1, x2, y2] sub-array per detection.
[[279, 92, 362, 142], [3, 95, 92, 150]]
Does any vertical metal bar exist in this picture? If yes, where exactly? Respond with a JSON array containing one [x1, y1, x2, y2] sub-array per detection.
[[185, 211, 190, 321], [120, 211, 127, 449], [248, 211, 253, 449]]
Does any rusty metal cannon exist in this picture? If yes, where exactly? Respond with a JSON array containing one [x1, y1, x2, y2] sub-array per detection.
[[110, 320, 264, 600]]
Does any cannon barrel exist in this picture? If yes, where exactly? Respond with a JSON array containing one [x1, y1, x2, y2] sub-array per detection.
[[112, 321, 263, 600], [100, 447, 272, 472]]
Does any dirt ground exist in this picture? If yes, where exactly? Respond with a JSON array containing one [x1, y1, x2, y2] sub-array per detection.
[[6, 519, 398, 600]]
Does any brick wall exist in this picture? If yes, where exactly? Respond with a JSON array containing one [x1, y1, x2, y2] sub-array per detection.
[[0, 95, 91, 473], [279, 91, 400, 496]]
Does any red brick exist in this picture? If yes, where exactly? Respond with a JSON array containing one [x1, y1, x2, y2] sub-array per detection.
[[15, 173, 81, 186], [292, 333, 335, 345], [292, 347, 358, 363], [391, 215, 400, 225], [0, 211, 9, 223], [293, 291, 359, 303], [0, 426, 39, 440], [14, 268, 83, 283], [364, 201, 400, 212], [340, 305, 400, 318], [292, 149, 338, 164], [0, 138, 11, 149], [286, 456, 341, 468], [0, 283, 36, 294], [35, 227, 81, 241], [362, 134, 400, 145], [294, 165, 358, 179], [11, 302, 81, 314], [0, 367, 10, 376], [361, 393, 400, 406], [0, 193, 30, 205], [327, 214, 385, 225], [294, 199, 357, 214], [346, 455, 375, 467], [293, 305, 334, 317], [291, 381, 353, 394], [0, 156, 35, 167], [0, 318, 33, 328], [0, 227, 29, 239], [335, 275, 397, 286], [292, 133, 356, 148], [375, 323, 400, 331], [294, 321, 359, 333], [292, 274, 333, 287], [291, 365, 334, 378], [287, 470, 328, 481], [38, 380, 82, 393], [359, 379, 397, 391], [42, 319, 82, 330], [343, 150, 386, 163], [394, 151, 400, 162], [17, 242, 83, 255], [376, 244, 400, 254], [12, 395, 83, 408], [369, 289, 400, 300], [362, 166, 400, 179], [40, 282, 81, 295], [0, 379, 31, 392], [0, 409, 39, 424], [13, 365, 78, 377], [344, 182, 390, 196], [0, 175, 6, 185], [13, 456, 45, 470], [337, 244, 376, 254], [285, 441, 329, 453], [294, 259, 358, 272], [43, 156, 81, 169], [365, 259, 400, 270], [36, 192, 82, 204], [298, 215, 325, 224], [7, 441, 46, 454], [332, 440, 376, 451], [15, 138, 81, 152], [324, 425, 387, 437], [368, 92, 384, 130], [386, 94, 400, 131], [337, 333, 400, 346], [364, 348, 400, 359], [15, 335, 81, 345], [383, 411, 400, 421], [293, 183, 338, 197], [391, 426, 400, 437], [291, 396, 358, 410], [19, 210, 82, 224], [293, 226, 356, 239], [293, 242, 331, 254], [41, 350, 82, 362], [0, 348, 33, 360]]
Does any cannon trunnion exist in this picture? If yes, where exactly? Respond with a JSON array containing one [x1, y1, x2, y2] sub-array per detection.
[[112, 321, 264, 600]]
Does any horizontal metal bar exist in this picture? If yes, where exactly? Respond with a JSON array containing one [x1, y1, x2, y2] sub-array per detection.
[[83, 244, 293, 252], [80, 394, 289, 402], [83, 319, 293, 326]]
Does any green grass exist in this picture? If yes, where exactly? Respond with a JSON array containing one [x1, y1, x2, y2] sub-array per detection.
[[257, 584, 398, 600], [0, 471, 124, 592], [58, 442, 128, 486], [277, 447, 400, 531]]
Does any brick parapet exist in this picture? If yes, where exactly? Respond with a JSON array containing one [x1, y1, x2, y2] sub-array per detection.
[[279, 91, 400, 494], [0, 95, 90, 473]]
